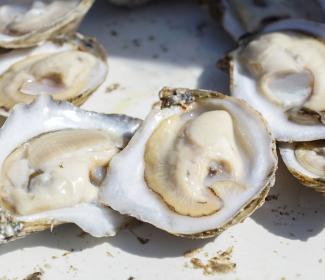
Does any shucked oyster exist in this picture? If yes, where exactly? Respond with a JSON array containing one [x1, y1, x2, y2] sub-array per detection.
[[0, 33, 107, 117], [208, 0, 325, 40], [280, 141, 325, 193], [0, 0, 94, 48], [101, 88, 277, 238], [229, 20, 325, 192], [229, 20, 325, 141], [0, 96, 141, 244]]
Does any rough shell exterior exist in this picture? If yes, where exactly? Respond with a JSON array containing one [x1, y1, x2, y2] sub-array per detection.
[[280, 143, 325, 194], [0, 0, 95, 48]]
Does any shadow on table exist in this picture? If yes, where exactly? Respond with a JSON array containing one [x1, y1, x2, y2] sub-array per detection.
[[0, 220, 214, 259], [251, 156, 325, 241], [80, 0, 235, 93]]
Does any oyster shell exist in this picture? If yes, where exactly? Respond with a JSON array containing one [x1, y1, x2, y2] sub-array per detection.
[[0, 33, 107, 117], [0, 96, 141, 244], [229, 20, 325, 141], [208, 0, 325, 40], [280, 141, 325, 192], [0, 0, 94, 48], [101, 88, 277, 238]]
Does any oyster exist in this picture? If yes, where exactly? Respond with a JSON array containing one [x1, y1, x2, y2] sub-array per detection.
[[101, 88, 277, 238], [0, 33, 107, 117], [229, 20, 325, 141], [208, 0, 325, 40], [280, 141, 325, 192], [0, 0, 94, 48], [0, 96, 141, 244]]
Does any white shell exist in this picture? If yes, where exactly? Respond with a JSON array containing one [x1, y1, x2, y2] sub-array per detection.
[[100, 88, 277, 237], [0, 96, 141, 243], [230, 20, 325, 142], [0, 33, 108, 117], [0, 0, 95, 48]]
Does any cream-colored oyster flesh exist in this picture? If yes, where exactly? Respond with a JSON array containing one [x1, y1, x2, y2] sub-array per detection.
[[0, 0, 95, 48], [230, 23, 325, 141], [280, 141, 325, 192], [209, 0, 325, 40], [0, 96, 141, 244], [101, 88, 277, 238], [0, 33, 107, 116]]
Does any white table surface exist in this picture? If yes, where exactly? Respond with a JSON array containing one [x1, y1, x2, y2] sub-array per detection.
[[1, 1, 325, 279]]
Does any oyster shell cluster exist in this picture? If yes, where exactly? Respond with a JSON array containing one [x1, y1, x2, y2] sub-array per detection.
[[1, 0, 323, 245], [211, 1, 325, 192]]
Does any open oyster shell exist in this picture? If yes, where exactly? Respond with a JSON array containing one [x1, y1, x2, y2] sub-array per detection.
[[101, 88, 277, 238], [229, 20, 325, 142], [280, 141, 325, 193], [0, 33, 107, 117], [0, 0, 94, 48], [0, 96, 141, 244], [208, 0, 325, 40]]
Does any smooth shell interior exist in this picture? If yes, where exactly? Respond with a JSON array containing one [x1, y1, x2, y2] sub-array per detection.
[[231, 26, 325, 141], [101, 94, 276, 235], [0, 36, 107, 115], [0, 96, 140, 237]]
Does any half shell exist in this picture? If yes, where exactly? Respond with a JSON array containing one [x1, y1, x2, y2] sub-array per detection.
[[101, 88, 277, 238], [0, 33, 107, 117], [229, 20, 325, 141], [280, 141, 325, 192], [0, 0, 95, 48], [0, 96, 141, 244]]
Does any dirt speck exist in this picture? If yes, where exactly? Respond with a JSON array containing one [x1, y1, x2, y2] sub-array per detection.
[[24, 272, 43, 280], [184, 247, 202, 258], [106, 83, 120, 93], [189, 247, 236, 275], [106, 251, 113, 257]]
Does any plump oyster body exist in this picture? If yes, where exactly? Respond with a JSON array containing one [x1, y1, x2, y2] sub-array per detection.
[[280, 141, 325, 192], [229, 21, 325, 141], [0, 0, 94, 48], [229, 20, 325, 192], [0, 96, 141, 244], [0, 33, 107, 117], [101, 88, 277, 238], [208, 0, 325, 40]]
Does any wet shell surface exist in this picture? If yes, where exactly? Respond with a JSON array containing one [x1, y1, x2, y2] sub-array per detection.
[[0, 96, 141, 244], [280, 141, 325, 192], [229, 20, 325, 142], [0, 33, 107, 117], [101, 88, 277, 238], [0, 0, 95, 48], [208, 0, 325, 40]]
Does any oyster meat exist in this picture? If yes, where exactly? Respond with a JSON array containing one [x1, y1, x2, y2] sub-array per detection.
[[208, 0, 325, 40], [0, 33, 107, 117], [280, 141, 325, 192], [230, 21, 325, 141], [0, 96, 141, 244], [0, 0, 94, 48], [101, 88, 277, 238]]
